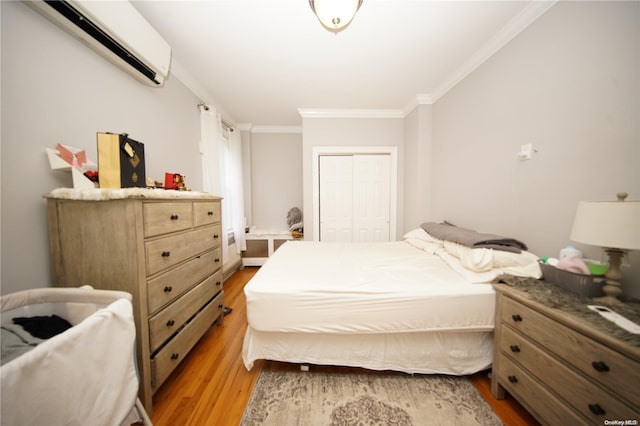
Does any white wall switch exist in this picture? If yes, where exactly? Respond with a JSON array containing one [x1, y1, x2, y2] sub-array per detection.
[[517, 143, 534, 160]]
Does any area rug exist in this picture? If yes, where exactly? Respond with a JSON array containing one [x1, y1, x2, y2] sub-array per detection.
[[240, 370, 503, 425]]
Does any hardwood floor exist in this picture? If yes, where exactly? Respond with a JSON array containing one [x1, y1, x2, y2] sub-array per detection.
[[150, 267, 539, 426]]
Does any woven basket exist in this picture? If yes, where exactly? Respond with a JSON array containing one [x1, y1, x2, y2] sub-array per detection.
[[539, 262, 605, 297]]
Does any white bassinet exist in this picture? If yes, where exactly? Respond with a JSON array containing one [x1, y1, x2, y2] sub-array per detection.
[[0, 286, 151, 426]]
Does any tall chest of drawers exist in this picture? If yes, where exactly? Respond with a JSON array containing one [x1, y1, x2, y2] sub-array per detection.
[[45, 191, 224, 415], [491, 284, 640, 425]]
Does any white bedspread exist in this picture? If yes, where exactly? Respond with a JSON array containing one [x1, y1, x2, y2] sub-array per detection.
[[244, 241, 496, 335]]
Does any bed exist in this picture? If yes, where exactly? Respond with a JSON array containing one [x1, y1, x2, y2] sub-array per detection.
[[242, 225, 541, 375], [1, 286, 151, 426]]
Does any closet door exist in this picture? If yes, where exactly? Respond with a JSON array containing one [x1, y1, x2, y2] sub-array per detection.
[[319, 154, 390, 242], [319, 155, 353, 242], [353, 155, 390, 242]]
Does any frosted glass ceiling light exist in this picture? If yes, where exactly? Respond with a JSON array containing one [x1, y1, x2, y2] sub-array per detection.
[[309, 0, 363, 33]]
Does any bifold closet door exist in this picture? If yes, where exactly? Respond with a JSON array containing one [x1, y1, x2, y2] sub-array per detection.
[[352, 154, 391, 242], [319, 155, 353, 242], [319, 154, 390, 242]]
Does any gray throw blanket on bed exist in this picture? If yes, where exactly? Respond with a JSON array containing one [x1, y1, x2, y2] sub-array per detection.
[[421, 222, 528, 253]]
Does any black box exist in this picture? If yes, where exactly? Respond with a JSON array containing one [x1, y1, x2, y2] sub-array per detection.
[[97, 132, 146, 188]]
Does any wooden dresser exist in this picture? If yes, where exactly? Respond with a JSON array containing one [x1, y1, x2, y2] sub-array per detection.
[[492, 284, 640, 425], [45, 190, 224, 415]]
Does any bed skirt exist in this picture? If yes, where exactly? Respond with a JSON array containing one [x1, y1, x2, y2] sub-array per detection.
[[242, 327, 493, 375]]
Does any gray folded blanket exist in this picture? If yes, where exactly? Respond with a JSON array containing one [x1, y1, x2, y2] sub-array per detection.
[[421, 222, 528, 253]]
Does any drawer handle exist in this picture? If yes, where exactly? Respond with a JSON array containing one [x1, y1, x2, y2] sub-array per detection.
[[509, 345, 521, 353], [170, 214, 179, 220], [164, 286, 173, 293], [588, 403, 606, 416], [161, 251, 171, 257], [507, 375, 518, 384], [166, 320, 175, 327], [207, 211, 214, 216], [170, 353, 180, 361], [216, 281, 222, 287], [215, 258, 220, 263], [591, 361, 610, 372], [511, 314, 523, 322], [213, 234, 219, 240]]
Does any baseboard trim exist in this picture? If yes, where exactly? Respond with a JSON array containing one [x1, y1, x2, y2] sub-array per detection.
[[223, 259, 243, 282]]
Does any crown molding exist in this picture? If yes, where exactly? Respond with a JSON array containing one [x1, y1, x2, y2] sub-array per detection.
[[431, 1, 557, 102], [403, 94, 434, 116], [236, 123, 253, 132], [298, 108, 404, 119], [250, 126, 303, 134]]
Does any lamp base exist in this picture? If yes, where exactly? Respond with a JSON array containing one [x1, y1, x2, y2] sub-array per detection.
[[594, 248, 625, 305]]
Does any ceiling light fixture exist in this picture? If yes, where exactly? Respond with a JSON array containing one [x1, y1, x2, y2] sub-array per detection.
[[309, 0, 363, 33]]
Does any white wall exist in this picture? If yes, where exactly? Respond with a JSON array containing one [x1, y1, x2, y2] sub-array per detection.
[[1, 2, 204, 294], [249, 131, 303, 231], [403, 105, 433, 232], [301, 117, 405, 241], [431, 1, 640, 296]]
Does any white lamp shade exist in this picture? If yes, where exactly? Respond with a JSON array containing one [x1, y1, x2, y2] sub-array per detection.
[[570, 199, 640, 250], [310, 0, 362, 32]]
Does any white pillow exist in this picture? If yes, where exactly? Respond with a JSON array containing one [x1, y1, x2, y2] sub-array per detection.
[[404, 227, 542, 281], [437, 250, 499, 283], [403, 228, 442, 243], [403, 228, 444, 255], [443, 240, 541, 278]]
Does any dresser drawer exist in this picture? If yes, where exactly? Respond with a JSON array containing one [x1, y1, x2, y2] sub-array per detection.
[[149, 273, 223, 352], [147, 251, 222, 315], [145, 224, 221, 275], [151, 291, 224, 390], [193, 201, 221, 227], [500, 325, 637, 422], [144, 203, 193, 237], [501, 297, 640, 405], [496, 353, 586, 426]]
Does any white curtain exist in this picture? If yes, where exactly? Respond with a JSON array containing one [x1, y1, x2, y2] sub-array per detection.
[[199, 105, 229, 259], [199, 105, 222, 195], [199, 105, 246, 259], [228, 128, 246, 252]]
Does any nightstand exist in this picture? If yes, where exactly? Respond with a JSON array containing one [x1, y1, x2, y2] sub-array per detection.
[[491, 282, 640, 425]]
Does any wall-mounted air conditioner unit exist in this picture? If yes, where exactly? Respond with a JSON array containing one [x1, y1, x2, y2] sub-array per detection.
[[25, 0, 171, 87]]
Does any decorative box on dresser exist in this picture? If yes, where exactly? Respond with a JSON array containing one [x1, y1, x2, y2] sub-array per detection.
[[491, 283, 640, 425], [45, 189, 224, 415]]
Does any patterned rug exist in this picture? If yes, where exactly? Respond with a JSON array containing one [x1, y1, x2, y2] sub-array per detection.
[[240, 370, 503, 425]]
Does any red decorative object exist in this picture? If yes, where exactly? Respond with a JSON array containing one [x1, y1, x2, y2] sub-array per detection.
[[164, 173, 186, 190], [84, 170, 99, 182]]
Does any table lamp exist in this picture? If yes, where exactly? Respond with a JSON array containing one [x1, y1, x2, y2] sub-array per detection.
[[570, 192, 640, 304]]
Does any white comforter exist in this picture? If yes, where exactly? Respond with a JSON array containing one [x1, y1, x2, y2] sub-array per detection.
[[245, 241, 496, 335]]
